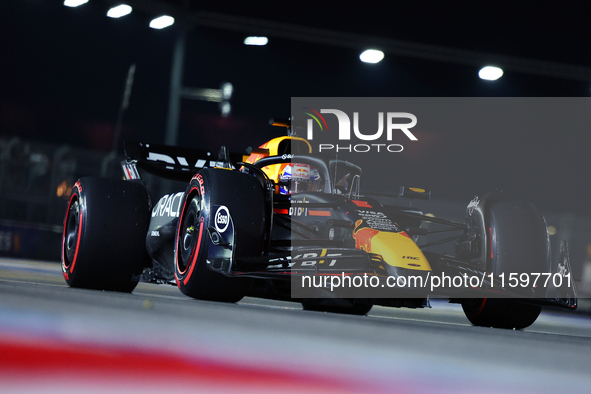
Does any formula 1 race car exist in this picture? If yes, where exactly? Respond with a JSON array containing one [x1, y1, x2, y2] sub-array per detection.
[[61, 122, 577, 329]]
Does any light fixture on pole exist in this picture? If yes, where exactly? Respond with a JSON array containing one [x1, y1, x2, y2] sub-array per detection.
[[107, 4, 132, 18], [244, 36, 268, 46], [150, 15, 175, 29], [360, 49, 384, 64], [180, 82, 234, 117], [64, 0, 88, 7], [479, 66, 504, 80]]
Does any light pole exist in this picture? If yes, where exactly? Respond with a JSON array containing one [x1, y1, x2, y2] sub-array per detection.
[[112, 63, 136, 152], [164, 28, 233, 146], [164, 27, 186, 146]]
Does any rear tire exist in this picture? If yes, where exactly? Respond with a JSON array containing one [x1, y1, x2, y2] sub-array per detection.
[[61, 178, 150, 292], [174, 169, 266, 302]]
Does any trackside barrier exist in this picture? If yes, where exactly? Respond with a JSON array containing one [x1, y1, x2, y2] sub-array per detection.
[[0, 220, 62, 261]]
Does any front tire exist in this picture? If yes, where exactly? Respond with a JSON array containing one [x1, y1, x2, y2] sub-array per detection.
[[462, 299, 542, 329], [461, 200, 549, 329]]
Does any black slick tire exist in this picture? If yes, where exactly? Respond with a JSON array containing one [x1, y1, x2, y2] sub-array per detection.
[[62, 177, 150, 292], [462, 298, 542, 330], [461, 200, 549, 329], [174, 169, 266, 302]]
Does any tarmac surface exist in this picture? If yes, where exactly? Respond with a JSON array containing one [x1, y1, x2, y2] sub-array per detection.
[[1, 258, 591, 393]]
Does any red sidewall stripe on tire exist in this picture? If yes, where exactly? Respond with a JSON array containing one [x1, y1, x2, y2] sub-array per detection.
[[184, 216, 204, 286], [62, 194, 75, 270], [62, 193, 82, 275], [176, 187, 207, 286]]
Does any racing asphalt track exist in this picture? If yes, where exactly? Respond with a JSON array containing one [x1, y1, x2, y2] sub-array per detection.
[[1, 258, 591, 393]]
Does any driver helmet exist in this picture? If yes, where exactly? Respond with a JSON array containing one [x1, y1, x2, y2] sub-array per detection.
[[278, 163, 320, 194]]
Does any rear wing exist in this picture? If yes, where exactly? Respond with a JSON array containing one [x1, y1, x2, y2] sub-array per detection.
[[124, 141, 245, 182]]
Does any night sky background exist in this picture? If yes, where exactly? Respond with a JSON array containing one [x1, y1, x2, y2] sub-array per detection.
[[1, 0, 591, 216]]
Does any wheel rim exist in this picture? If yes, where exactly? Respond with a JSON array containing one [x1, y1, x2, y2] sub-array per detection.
[[178, 195, 201, 273], [64, 197, 80, 266]]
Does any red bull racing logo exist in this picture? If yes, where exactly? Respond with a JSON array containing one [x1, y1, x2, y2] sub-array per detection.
[[353, 220, 380, 253]]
